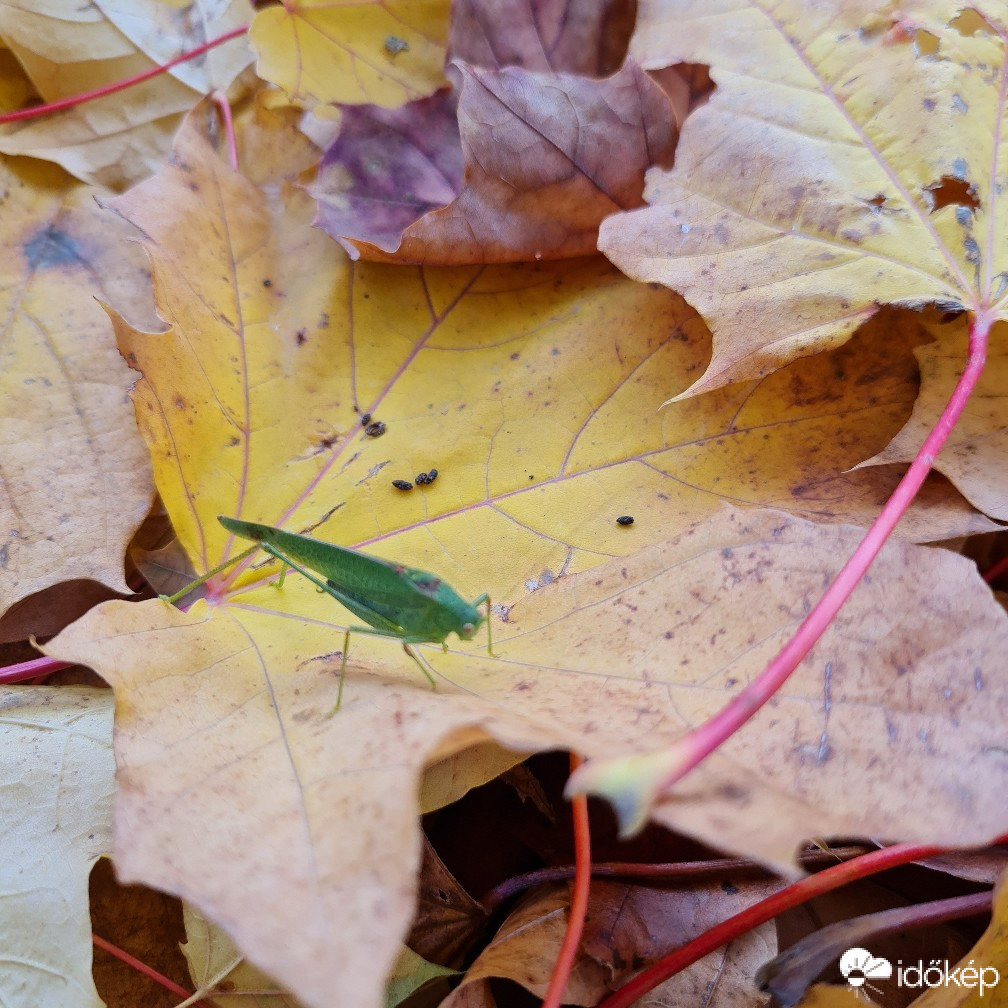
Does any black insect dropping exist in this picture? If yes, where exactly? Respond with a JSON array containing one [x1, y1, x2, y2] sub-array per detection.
[[416, 468, 438, 486], [364, 421, 386, 437], [392, 479, 413, 491], [616, 515, 635, 526], [360, 413, 372, 426], [425, 468, 438, 484]]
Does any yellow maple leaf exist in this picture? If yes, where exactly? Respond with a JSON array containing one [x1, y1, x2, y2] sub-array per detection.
[[250, 0, 450, 109]]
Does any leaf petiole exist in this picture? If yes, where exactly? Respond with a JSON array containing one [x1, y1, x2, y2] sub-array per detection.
[[161, 544, 259, 605]]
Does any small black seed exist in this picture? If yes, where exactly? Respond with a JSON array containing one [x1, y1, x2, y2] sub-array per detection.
[[364, 421, 386, 437], [392, 479, 413, 491], [616, 515, 635, 526], [360, 413, 372, 426]]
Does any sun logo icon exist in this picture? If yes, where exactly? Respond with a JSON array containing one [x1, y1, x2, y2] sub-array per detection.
[[840, 947, 893, 999]]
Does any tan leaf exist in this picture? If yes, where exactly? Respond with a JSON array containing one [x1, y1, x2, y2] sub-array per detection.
[[43, 116, 1006, 1008], [0, 0, 254, 188], [0, 687, 114, 1008], [46, 507, 1008, 1008], [859, 316, 1008, 521], [180, 904, 299, 1006], [0, 159, 155, 617], [441, 877, 778, 1006], [599, 2, 1008, 395]]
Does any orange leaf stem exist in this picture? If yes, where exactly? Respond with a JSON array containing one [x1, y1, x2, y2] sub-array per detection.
[[91, 932, 214, 1007], [0, 26, 248, 124], [541, 753, 592, 1008], [595, 841, 949, 1008]]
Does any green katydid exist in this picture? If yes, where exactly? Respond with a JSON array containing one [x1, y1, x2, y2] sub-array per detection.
[[203, 516, 493, 710]]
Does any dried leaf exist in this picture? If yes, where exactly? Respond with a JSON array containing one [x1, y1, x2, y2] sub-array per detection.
[[860, 316, 1008, 520], [314, 58, 678, 264], [180, 904, 297, 1007], [0, 687, 114, 1008], [441, 877, 778, 1006], [599, 3, 1008, 395], [43, 116, 1008, 1008], [0, 159, 154, 618], [0, 0, 254, 187], [249, 0, 450, 109], [449, 0, 635, 75]]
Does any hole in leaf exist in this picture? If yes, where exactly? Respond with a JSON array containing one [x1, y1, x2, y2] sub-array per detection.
[[925, 176, 980, 213], [913, 28, 940, 55], [949, 8, 997, 36]]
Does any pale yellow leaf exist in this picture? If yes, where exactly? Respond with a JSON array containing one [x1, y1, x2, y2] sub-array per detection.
[[0, 687, 114, 1008]]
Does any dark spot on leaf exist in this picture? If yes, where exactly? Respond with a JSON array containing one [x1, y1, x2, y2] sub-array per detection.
[[296, 328, 307, 345], [263, 278, 272, 287], [24, 226, 84, 270]]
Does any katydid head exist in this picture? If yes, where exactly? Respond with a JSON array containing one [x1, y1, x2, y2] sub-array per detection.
[[457, 607, 483, 640]]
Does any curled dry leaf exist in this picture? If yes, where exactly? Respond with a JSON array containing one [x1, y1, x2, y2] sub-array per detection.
[[44, 116, 1007, 1008], [600, 2, 1008, 395], [439, 877, 777, 1007], [312, 58, 679, 264]]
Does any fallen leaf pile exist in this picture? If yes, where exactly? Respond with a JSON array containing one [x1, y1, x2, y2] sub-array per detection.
[[2, 2, 1008, 1008]]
